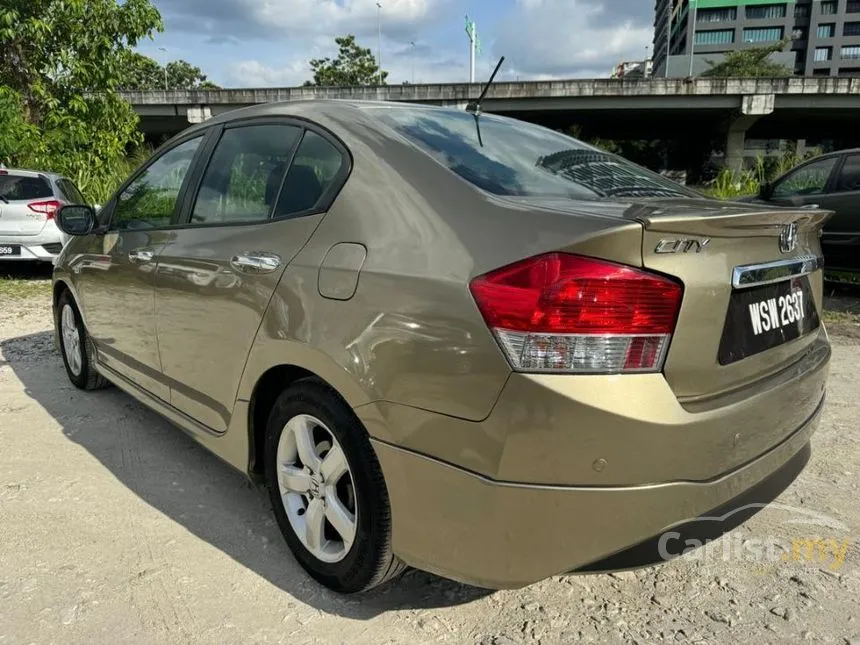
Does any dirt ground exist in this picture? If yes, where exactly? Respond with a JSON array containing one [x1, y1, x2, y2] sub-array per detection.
[[1, 270, 859, 645]]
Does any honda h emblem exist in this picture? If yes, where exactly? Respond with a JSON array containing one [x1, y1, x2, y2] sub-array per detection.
[[779, 223, 798, 254]]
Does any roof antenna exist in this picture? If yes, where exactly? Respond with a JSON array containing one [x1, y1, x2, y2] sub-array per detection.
[[466, 56, 505, 115]]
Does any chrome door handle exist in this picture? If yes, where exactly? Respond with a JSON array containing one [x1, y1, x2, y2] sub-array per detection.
[[230, 252, 282, 275], [128, 249, 155, 263]]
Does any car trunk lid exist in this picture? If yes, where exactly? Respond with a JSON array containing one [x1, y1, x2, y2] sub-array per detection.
[[632, 198, 832, 400]]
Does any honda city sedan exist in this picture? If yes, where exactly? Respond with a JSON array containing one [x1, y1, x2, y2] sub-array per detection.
[[52, 101, 831, 593]]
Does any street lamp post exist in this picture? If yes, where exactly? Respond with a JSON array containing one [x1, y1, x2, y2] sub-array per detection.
[[158, 47, 168, 91], [688, 0, 698, 77], [376, 2, 383, 85], [465, 16, 477, 83], [410, 41, 416, 84], [665, 0, 672, 77]]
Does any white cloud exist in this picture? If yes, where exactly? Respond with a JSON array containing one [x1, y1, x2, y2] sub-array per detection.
[[153, 0, 655, 87], [495, 0, 653, 77], [158, 0, 448, 41], [226, 60, 310, 87], [225, 49, 471, 88]]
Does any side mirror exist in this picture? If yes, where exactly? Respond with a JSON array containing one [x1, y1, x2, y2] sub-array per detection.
[[759, 182, 773, 200], [57, 204, 96, 236]]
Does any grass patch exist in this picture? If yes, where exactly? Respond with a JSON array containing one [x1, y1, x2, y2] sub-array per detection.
[[0, 277, 52, 300], [0, 265, 53, 301], [822, 308, 860, 324]]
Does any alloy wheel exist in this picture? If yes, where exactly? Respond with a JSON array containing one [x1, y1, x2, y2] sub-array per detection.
[[61, 304, 82, 377], [276, 414, 357, 563]]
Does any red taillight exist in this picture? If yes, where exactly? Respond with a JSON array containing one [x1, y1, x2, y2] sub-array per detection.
[[28, 200, 62, 220], [469, 253, 683, 374]]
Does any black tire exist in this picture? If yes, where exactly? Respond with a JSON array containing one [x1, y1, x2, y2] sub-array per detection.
[[265, 378, 405, 593], [56, 289, 109, 391]]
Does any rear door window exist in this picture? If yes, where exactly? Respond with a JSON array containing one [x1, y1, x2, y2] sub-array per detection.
[[274, 130, 347, 217], [189, 124, 301, 225], [0, 175, 53, 201]]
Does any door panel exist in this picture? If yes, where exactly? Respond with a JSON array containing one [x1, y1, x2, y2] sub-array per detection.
[[821, 153, 860, 271], [78, 135, 205, 398], [78, 227, 174, 398], [154, 123, 347, 432], [155, 219, 322, 431]]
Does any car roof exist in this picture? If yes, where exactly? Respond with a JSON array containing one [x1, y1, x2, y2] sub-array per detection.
[[182, 99, 501, 139], [803, 148, 860, 161], [0, 168, 64, 181]]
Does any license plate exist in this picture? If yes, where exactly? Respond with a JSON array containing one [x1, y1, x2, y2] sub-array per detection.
[[718, 276, 819, 365], [0, 245, 21, 256]]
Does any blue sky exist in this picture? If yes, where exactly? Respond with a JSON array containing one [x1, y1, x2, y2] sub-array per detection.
[[137, 0, 653, 87]]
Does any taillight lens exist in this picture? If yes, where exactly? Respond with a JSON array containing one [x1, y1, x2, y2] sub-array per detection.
[[470, 253, 683, 374], [28, 200, 62, 220]]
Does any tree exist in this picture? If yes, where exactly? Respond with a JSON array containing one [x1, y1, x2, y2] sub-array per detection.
[[119, 51, 164, 90], [0, 0, 163, 199], [307, 35, 388, 87], [702, 39, 793, 78], [120, 53, 220, 90], [165, 60, 220, 90]]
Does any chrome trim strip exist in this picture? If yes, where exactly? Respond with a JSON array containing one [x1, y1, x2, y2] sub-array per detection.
[[732, 255, 824, 290]]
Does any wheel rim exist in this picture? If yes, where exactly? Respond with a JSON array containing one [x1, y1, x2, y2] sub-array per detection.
[[277, 414, 357, 564], [61, 304, 82, 377]]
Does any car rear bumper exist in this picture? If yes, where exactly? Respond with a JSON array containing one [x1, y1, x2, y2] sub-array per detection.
[[360, 331, 830, 486], [358, 329, 830, 588], [372, 397, 822, 589], [0, 228, 65, 262]]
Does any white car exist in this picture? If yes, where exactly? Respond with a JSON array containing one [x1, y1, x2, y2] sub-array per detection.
[[0, 169, 85, 262]]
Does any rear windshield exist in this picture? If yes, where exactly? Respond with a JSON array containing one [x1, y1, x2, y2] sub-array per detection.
[[375, 108, 695, 200], [0, 174, 53, 201]]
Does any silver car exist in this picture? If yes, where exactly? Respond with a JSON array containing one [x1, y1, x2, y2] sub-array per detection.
[[0, 169, 84, 262]]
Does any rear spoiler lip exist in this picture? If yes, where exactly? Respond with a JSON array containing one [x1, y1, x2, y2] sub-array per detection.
[[636, 209, 833, 237], [732, 255, 825, 290]]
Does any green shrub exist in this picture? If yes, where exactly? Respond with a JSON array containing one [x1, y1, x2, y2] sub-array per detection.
[[703, 148, 822, 201]]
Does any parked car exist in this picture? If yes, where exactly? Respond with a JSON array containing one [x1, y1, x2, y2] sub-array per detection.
[[0, 169, 85, 262], [745, 148, 860, 273], [51, 101, 831, 593]]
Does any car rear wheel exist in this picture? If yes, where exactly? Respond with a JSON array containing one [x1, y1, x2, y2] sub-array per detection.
[[57, 290, 109, 391], [265, 379, 405, 593]]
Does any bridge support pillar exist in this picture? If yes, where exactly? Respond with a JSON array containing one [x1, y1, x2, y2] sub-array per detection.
[[187, 105, 212, 124], [724, 94, 775, 176]]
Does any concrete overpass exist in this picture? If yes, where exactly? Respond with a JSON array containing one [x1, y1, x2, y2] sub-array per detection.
[[123, 77, 860, 174]]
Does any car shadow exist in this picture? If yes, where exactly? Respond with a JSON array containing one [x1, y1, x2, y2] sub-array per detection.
[[0, 330, 493, 619], [0, 262, 53, 280]]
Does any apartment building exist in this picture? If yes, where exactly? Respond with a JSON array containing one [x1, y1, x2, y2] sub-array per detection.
[[653, 0, 860, 77]]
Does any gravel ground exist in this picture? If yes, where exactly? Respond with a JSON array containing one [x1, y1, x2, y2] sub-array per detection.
[[1, 280, 859, 645]]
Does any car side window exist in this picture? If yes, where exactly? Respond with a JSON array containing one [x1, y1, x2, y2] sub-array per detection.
[[58, 179, 85, 204], [112, 137, 203, 230], [772, 157, 838, 199], [274, 130, 346, 218], [835, 154, 860, 193], [189, 125, 301, 225]]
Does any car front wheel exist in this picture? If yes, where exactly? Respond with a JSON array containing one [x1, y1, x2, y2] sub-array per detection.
[[56, 289, 109, 391]]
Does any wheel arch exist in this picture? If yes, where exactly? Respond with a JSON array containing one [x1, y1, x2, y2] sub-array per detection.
[[52, 276, 85, 325], [247, 364, 367, 478]]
